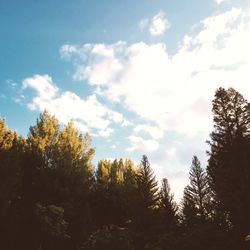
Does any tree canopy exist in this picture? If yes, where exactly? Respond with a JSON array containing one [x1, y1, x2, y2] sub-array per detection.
[[1, 87, 250, 249]]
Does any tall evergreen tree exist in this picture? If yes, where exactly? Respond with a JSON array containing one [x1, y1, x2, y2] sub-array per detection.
[[207, 87, 250, 235], [182, 156, 210, 225], [158, 178, 178, 230], [133, 155, 159, 249], [136, 155, 159, 210], [182, 186, 199, 227]]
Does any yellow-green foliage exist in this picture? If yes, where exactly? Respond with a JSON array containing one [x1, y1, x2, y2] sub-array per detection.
[[96, 158, 138, 186], [56, 121, 95, 173], [27, 110, 95, 171], [0, 119, 16, 151], [27, 110, 60, 153]]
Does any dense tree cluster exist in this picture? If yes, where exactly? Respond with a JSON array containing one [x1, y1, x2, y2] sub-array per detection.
[[1, 87, 250, 249]]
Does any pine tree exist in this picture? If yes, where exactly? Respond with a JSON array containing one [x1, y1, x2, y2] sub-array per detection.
[[133, 155, 159, 249], [136, 155, 159, 210], [182, 156, 210, 225], [158, 178, 178, 230], [207, 87, 250, 234], [182, 186, 199, 227]]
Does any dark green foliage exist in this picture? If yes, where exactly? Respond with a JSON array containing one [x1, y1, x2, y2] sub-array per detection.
[[136, 155, 159, 210], [91, 158, 136, 228], [182, 156, 210, 225], [0, 111, 96, 249], [207, 87, 250, 236], [1, 87, 250, 250], [82, 225, 134, 250], [131, 155, 159, 249], [158, 178, 178, 230], [35, 203, 69, 249]]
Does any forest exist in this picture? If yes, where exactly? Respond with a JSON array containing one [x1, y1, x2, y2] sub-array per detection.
[[1, 87, 250, 250]]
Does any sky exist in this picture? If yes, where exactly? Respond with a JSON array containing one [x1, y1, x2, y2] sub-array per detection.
[[1, 0, 250, 201]]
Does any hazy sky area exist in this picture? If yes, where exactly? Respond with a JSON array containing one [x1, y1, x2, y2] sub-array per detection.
[[1, 0, 250, 201]]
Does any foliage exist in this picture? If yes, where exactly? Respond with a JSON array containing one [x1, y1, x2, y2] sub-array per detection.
[[82, 225, 134, 250], [1, 87, 250, 250], [207, 87, 250, 235], [182, 155, 210, 225], [158, 178, 178, 230]]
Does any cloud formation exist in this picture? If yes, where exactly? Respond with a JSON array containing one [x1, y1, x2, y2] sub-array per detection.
[[61, 7, 250, 140], [215, 0, 229, 5], [22, 74, 128, 137], [134, 124, 164, 140], [149, 11, 170, 36], [60, 43, 124, 85], [127, 135, 159, 152]]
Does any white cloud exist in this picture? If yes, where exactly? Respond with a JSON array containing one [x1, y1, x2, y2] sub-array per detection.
[[149, 11, 170, 36], [98, 128, 114, 137], [60, 42, 125, 86], [121, 119, 132, 127], [166, 147, 177, 157], [127, 135, 159, 152], [22, 75, 127, 137], [152, 162, 188, 202], [23, 75, 58, 100], [215, 0, 229, 5], [60, 44, 78, 58], [62, 7, 250, 137], [134, 124, 164, 139]]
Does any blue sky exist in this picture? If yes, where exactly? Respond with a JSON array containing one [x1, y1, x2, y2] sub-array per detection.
[[1, 0, 250, 200]]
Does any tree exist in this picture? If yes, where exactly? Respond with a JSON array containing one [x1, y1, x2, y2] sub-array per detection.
[[0, 119, 18, 214], [54, 121, 95, 247], [35, 203, 69, 250], [92, 159, 129, 228], [136, 155, 159, 210], [27, 110, 60, 168], [18, 112, 96, 249], [82, 225, 134, 250], [158, 178, 178, 231], [56, 121, 94, 171], [207, 87, 250, 235], [0, 119, 25, 249], [181, 155, 211, 231], [182, 187, 198, 226], [133, 155, 159, 249]]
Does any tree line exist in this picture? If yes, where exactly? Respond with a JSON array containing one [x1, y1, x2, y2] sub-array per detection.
[[1, 87, 250, 250]]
